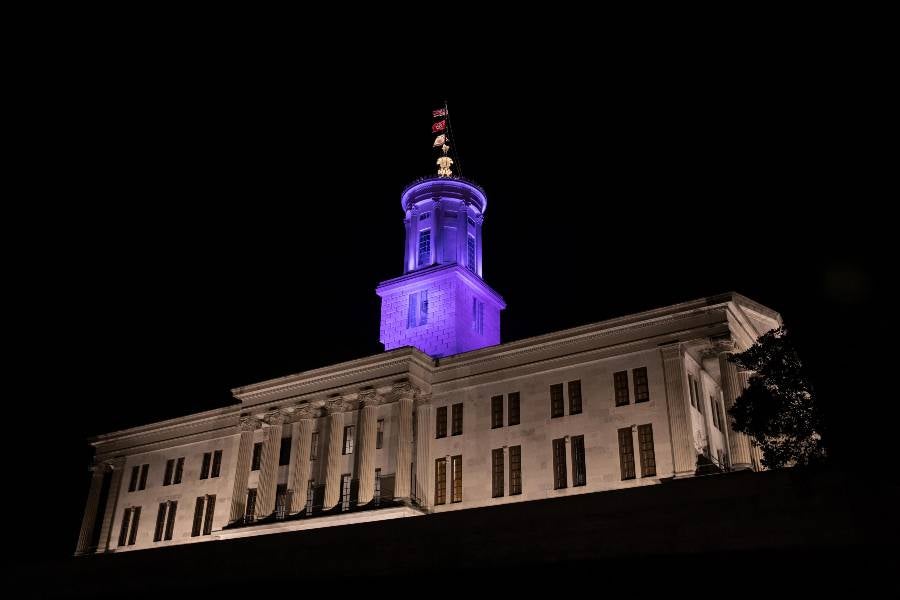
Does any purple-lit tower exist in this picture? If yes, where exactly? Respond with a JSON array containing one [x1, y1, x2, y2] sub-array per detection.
[[376, 177, 506, 358]]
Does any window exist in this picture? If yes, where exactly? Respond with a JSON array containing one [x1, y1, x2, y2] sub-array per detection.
[[492, 448, 505, 498], [251, 442, 263, 471], [693, 377, 702, 411], [343, 426, 355, 455], [419, 212, 431, 221], [472, 297, 484, 334], [614, 370, 630, 406], [163, 458, 183, 486], [305, 480, 315, 516], [451, 403, 463, 436], [717, 403, 727, 433], [376, 419, 385, 449], [200, 453, 211, 480], [467, 234, 476, 272], [434, 458, 447, 505], [310, 432, 320, 460], [467, 216, 476, 227], [633, 367, 649, 403], [568, 380, 583, 415], [406, 291, 428, 328], [374, 469, 382, 506], [550, 384, 564, 418], [618, 427, 636, 480], [118, 507, 140, 546], [275, 484, 289, 519], [508, 392, 520, 426], [138, 464, 149, 490], [244, 489, 257, 524], [191, 497, 205, 537], [688, 374, 698, 408], [203, 495, 216, 535], [710, 396, 720, 429], [418, 229, 431, 266], [491, 395, 504, 429], [451, 455, 463, 503], [340, 474, 352, 512], [509, 445, 522, 495], [279, 435, 292, 466], [154, 500, 177, 542], [128, 466, 139, 492], [637, 424, 656, 477], [436, 406, 447, 438], [212, 450, 222, 477], [552, 438, 567, 489], [571, 435, 586, 486]]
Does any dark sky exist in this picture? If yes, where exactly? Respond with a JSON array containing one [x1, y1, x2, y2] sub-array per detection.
[[15, 45, 885, 560]]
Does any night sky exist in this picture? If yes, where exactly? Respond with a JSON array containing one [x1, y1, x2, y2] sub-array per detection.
[[15, 52, 885, 561]]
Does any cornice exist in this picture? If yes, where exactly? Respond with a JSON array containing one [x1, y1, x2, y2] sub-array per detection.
[[90, 404, 242, 448], [375, 264, 506, 309]]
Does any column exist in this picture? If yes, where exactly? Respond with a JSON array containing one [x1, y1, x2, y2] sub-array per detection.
[[661, 344, 697, 477], [719, 348, 753, 470], [394, 394, 414, 499], [287, 412, 315, 514], [322, 404, 344, 510], [75, 464, 107, 555], [229, 417, 258, 522], [255, 413, 284, 519], [414, 396, 433, 508], [95, 457, 125, 552], [355, 394, 379, 505]]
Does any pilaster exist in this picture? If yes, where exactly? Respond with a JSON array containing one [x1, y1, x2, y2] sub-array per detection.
[[661, 344, 696, 477]]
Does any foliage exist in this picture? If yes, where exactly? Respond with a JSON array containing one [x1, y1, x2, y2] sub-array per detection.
[[728, 326, 825, 469]]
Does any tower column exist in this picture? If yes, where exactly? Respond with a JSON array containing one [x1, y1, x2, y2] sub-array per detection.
[[229, 417, 258, 522], [661, 344, 696, 477], [414, 396, 434, 508], [719, 347, 753, 470], [322, 404, 344, 510], [394, 393, 414, 499], [95, 457, 125, 552], [75, 463, 108, 555], [287, 412, 315, 514], [255, 413, 284, 519], [355, 394, 379, 505]]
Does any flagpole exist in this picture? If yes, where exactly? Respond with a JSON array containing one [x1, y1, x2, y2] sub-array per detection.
[[443, 99, 463, 177]]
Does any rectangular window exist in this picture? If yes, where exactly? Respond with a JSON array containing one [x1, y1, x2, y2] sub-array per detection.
[[614, 371, 630, 406], [305, 480, 315, 516], [508, 392, 520, 426], [419, 211, 431, 221], [717, 403, 727, 433], [491, 395, 504, 429], [420, 289, 428, 325], [472, 297, 484, 334], [163, 459, 174, 486], [138, 464, 149, 490], [407, 292, 418, 329], [552, 438, 567, 489], [568, 380, 583, 415], [192, 496, 205, 537], [451, 455, 463, 503], [279, 435, 292, 466], [211, 450, 222, 478], [434, 458, 447, 505], [467, 234, 476, 272], [340, 474, 352, 512], [310, 432, 320, 460], [618, 427, 636, 480], [509, 445, 522, 495], [451, 403, 463, 436], [572, 435, 586, 486], [550, 383, 564, 418], [374, 469, 382, 506], [688, 374, 698, 408], [164, 501, 177, 540], [376, 419, 384, 449], [203, 495, 216, 535], [128, 466, 139, 492], [637, 424, 656, 477], [173, 457, 184, 485], [710, 396, 720, 429], [343, 426, 355, 455], [245, 489, 257, 523], [127, 507, 140, 545], [275, 484, 288, 519], [251, 442, 263, 471], [491, 448, 504, 498], [200, 453, 211, 480], [418, 229, 431, 267], [633, 367, 649, 403], [154, 503, 167, 542], [436, 406, 447, 438], [118, 508, 132, 546]]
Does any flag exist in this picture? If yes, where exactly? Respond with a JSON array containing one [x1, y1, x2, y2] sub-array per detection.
[[432, 120, 446, 133], [433, 134, 446, 147], [432, 108, 448, 118]]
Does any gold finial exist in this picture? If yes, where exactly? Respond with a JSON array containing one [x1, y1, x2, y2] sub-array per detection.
[[437, 143, 453, 177]]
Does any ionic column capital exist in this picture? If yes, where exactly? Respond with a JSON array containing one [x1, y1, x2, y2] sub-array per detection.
[[238, 415, 260, 432], [415, 393, 432, 408]]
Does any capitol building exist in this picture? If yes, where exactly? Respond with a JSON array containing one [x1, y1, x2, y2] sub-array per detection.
[[75, 168, 778, 556]]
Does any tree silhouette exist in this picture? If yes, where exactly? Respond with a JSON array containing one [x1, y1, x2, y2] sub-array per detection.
[[728, 326, 826, 469]]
